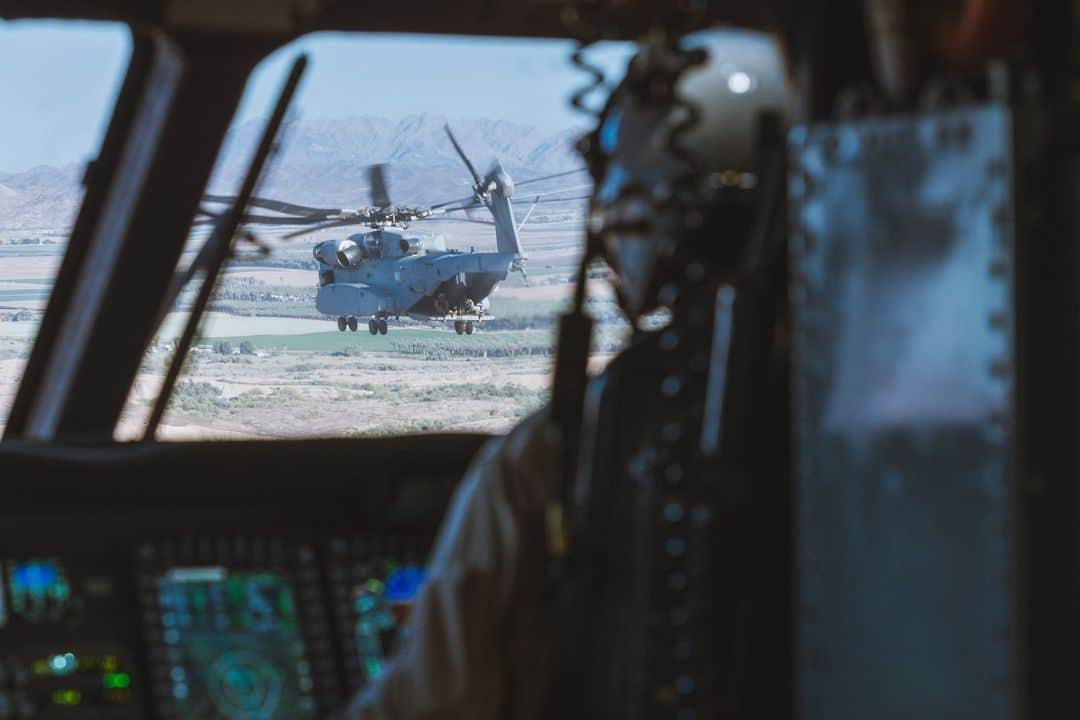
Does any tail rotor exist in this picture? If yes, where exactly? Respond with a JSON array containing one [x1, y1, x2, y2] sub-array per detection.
[[443, 124, 525, 259]]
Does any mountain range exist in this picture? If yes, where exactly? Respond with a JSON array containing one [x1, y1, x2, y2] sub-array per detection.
[[0, 114, 587, 234]]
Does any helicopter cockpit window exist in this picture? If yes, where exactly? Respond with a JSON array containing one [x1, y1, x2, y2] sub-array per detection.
[[0, 20, 131, 435], [115, 32, 635, 440]]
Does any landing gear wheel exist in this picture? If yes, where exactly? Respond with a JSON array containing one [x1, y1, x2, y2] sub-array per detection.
[[368, 318, 378, 335], [465, 321, 474, 335], [377, 319, 388, 335], [454, 320, 464, 335], [337, 316, 347, 332], [347, 316, 358, 332]]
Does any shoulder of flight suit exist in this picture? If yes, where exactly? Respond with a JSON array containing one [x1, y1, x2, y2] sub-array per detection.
[[335, 411, 554, 720], [335, 338, 662, 720]]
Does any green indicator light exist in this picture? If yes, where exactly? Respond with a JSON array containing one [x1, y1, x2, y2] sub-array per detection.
[[278, 590, 294, 616], [103, 673, 132, 689], [364, 658, 382, 679], [51, 690, 82, 706], [227, 579, 244, 605]]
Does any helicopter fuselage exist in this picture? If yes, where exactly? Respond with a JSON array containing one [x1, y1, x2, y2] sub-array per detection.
[[207, 123, 580, 332], [313, 228, 517, 322]]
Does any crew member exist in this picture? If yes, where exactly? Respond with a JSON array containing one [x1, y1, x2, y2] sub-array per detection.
[[335, 26, 794, 719]]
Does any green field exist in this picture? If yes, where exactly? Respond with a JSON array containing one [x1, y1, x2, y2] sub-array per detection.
[[515, 264, 575, 278], [0, 289, 49, 301], [202, 328, 552, 353], [0, 246, 64, 256], [486, 296, 568, 319]]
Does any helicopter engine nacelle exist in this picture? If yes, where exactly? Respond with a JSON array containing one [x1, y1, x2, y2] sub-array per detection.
[[361, 234, 381, 258], [313, 239, 363, 268], [398, 237, 423, 256], [313, 239, 340, 266], [335, 240, 364, 268]]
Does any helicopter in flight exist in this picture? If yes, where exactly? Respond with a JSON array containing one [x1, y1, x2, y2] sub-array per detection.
[[201, 125, 588, 336]]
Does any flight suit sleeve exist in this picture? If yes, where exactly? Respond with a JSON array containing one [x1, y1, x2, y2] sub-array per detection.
[[334, 412, 554, 720]]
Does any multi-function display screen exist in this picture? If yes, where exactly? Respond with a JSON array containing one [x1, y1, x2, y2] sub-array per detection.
[[153, 568, 317, 720]]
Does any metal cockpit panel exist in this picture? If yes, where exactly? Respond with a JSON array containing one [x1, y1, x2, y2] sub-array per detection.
[[790, 104, 1017, 719]]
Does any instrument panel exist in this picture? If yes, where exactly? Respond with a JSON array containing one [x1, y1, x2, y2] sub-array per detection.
[[0, 538, 431, 720], [1, 552, 143, 720], [0, 433, 484, 720]]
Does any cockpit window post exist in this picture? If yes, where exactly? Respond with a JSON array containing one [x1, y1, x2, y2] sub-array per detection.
[[7, 32, 184, 441], [6, 30, 277, 441]]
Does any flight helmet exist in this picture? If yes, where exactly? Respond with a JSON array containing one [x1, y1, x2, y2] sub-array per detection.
[[584, 27, 795, 319]]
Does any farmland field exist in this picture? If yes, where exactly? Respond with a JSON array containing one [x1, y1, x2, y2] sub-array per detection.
[[1, 220, 631, 440]]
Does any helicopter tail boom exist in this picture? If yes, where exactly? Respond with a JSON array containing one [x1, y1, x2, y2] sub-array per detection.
[[443, 124, 525, 260], [486, 171, 524, 258]]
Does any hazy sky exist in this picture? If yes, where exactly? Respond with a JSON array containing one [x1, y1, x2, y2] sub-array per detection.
[[1, 20, 634, 174]]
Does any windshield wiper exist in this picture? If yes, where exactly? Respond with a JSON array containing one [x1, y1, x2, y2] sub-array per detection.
[[144, 54, 308, 440]]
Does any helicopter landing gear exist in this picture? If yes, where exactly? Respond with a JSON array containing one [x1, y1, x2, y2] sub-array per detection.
[[454, 320, 464, 335], [347, 316, 358, 332], [377, 318, 388, 335], [337, 316, 347, 332], [465, 321, 474, 335], [368, 318, 378, 335]]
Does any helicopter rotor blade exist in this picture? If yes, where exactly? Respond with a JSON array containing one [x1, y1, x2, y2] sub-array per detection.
[[369, 164, 391, 209], [429, 195, 482, 211], [236, 214, 331, 225], [514, 168, 588, 188], [193, 205, 221, 225], [524, 194, 592, 205], [432, 200, 484, 216], [425, 180, 589, 215], [443, 124, 483, 189], [281, 217, 373, 239], [195, 209, 345, 228], [521, 184, 592, 199], [414, 216, 495, 226], [202, 193, 340, 218]]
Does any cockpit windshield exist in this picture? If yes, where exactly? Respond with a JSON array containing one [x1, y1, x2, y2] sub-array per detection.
[[112, 32, 637, 440], [0, 19, 131, 435]]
